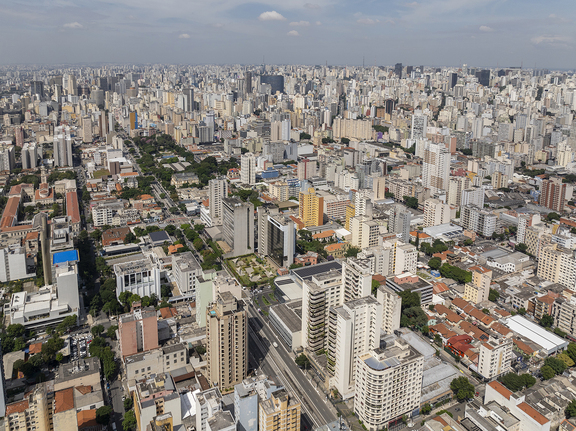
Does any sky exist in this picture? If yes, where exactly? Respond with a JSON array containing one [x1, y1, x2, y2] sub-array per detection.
[[0, 0, 575, 69]]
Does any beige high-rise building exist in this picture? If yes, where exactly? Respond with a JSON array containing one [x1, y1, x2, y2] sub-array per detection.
[[537, 243, 576, 289], [269, 181, 289, 201], [327, 296, 382, 397], [350, 215, 380, 249], [241, 153, 256, 185], [447, 176, 470, 207], [376, 285, 402, 334], [464, 265, 492, 304], [423, 198, 455, 227], [355, 336, 424, 431], [5, 383, 50, 431], [258, 389, 301, 431], [207, 292, 248, 388], [298, 188, 324, 227], [477, 338, 512, 380], [373, 176, 387, 201], [491, 171, 509, 189], [81, 115, 92, 143]]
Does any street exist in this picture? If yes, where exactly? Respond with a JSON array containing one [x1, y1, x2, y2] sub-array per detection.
[[245, 301, 337, 428]]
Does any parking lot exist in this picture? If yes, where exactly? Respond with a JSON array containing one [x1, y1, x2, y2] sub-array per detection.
[[71, 333, 93, 361]]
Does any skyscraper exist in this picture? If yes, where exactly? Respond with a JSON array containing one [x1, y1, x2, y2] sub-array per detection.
[[207, 292, 248, 388], [450, 72, 458, 88], [257, 206, 296, 268], [422, 140, 450, 195], [390, 205, 411, 244], [298, 188, 324, 227], [241, 153, 256, 185], [540, 177, 567, 212], [81, 115, 92, 143], [30, 81, 44, 98], [410, 110, 428, 140], [394, 63, 403, 78], [184, 87, 195, 112], [260, 75, 284, 94], [222, 198, 254, 257], [476, 69, 490, 87], [244, 71, 252, 95], [209, 177, 229, 226], [53, 126, 73, 167]]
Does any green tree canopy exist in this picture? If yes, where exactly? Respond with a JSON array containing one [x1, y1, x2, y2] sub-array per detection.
[[450, 377, 475, 402]]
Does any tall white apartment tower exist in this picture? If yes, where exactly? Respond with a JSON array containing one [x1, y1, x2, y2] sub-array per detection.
[[53, 126, 73, 167], [241, 153, 256, 185], [422, 141, 450, 195], [327, 296, 382, 398], [411, 111, 428, 140], [209, 177, 229, 226]]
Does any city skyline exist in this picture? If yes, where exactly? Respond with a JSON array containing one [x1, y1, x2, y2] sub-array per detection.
[[0, 0, 575, 68]]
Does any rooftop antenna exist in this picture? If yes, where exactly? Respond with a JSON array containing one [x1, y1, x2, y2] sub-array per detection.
[[363, 56, 365, 69]]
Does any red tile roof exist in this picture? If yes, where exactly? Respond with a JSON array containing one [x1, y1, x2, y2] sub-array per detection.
[[29, 342, 42, 354], [517, 402, 549, 425], [6, 400, 29, 415], [54, 387, 74, 413], [77, 409, 98, 429], [488, 380, 513, 400], [66, 192, 81, 223]]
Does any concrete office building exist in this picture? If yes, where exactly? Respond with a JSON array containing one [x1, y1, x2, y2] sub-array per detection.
[[390, 205, 411, 244], [21, 143, 38, 170], [447, 177, 471, 207], [114, 257, 161, 298], [81, 115, 92, 142], [172, 252, 202, 298], [134, 373, 181, 431], [355, 336, 424, 431], [461, 187, 485, 208], [350, 216, 380, 249], [241, 153, 256, 185], [0, 245, 35, 282], [195, 388, 223, 431], [209, 177, 228, 226], [234, 376, 280, 431], [257, 206, 296, 268], [206, 292, 248, 388], [222, 198, 254, 257], [258, 388, 301, 431], [0, 145, 15, 172], [118, 306, 159, 358], [537, 243, 576, 289], [411, 111, 428, 140], [327, 296, 382, 398]]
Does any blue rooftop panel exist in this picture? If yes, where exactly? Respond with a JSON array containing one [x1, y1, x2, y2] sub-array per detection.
[[52, 250, 79, 265]]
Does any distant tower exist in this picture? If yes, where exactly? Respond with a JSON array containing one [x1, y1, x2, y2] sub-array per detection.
[[40, 166, 47, 184]]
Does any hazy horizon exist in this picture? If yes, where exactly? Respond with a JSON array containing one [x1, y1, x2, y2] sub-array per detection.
[[1, 0, 574, 69]]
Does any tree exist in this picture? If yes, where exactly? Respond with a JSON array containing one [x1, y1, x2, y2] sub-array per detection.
[[124, 232, 137, 244], [124, 397, 134, 411], [450, 377, 475, 402], [541, 365, 555, 380], [567, 343, 576, 362], [566, 400, 576, 419], [421, 403, 432, 415], [404, 196, 419, 209], [398, 290, 421, 311], [482, 308, 490, 315], [90, 229, 103, 242], [489, 289, 500, 302], [558, 353, 575, 368], [295, 353, 310, 369], [91, 325, 105, 337], [546, 212, 560, 222], [540, 314, 554, 328], [96, 405, 113, 425], [544, 357, 566, 375], [515, 243, 528, 253], [500, 373, 535, 392], [428, 257, 441, 270], [123, 410, 137, 431], [57, 315, 77, 333], [517, 308, 526, 316], [300, 132, 311, 140], [6, 324, 25, 338], [345, 246, 360, 258]]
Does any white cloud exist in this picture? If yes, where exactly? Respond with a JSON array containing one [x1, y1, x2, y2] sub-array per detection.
[[179, 33, 190, 39], [304, 3, 321, 10], [316, 21, 322, 25], [63, 22, 83, 29], [479, 25, 494, 32], [357, 18, 379, 25], [290, 21, 310, 26], [258, 11, 286, 21], [287, 30, 300, 36], [531, 35, 571, 45]]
